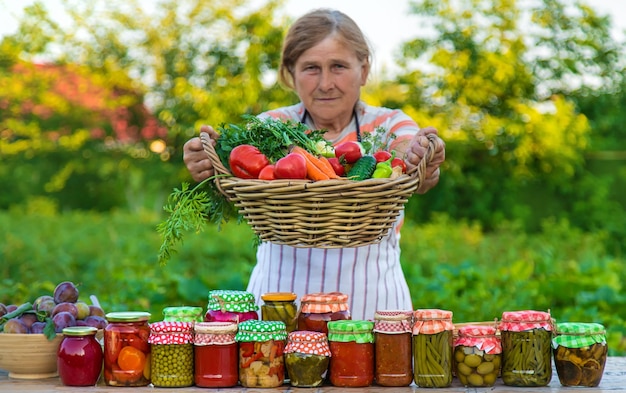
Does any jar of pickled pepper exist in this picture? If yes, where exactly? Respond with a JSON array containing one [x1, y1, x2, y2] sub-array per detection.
[[193, 322, 239, 388], [235, 320, 288, 388], [205, 290, 259, 323], [149, 321, 194, 387], [374, 310, 414, 387], [163, 306, 204, 322], [552, 322, 607, 387], [284, 330, 331, 387], [58, 326, 103, 386], [412, 309, 454, 388], [103, 311, 151, 387], [454, 324, 502, 387], [327, 320, 375, 387], [261, 292, 298, 332], [500, 310, 553, 387], [297, 292, 351, 334]]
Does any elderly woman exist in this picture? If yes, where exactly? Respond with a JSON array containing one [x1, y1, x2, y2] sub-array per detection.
[[183, 8, 446, 320]]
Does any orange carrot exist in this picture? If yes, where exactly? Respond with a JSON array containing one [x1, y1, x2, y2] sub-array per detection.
[[291, 146, 340, 180]]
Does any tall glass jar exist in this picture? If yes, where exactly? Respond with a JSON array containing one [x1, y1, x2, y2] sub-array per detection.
[[261, 292, 298, 333], [163, 306, 204, 322], [297, 292, 351, 334], [552, 322, 607, 387], [57, 326, 103, 386], [500, 310, 552, 387], [194, 322, 239, 388], [412, 309, 454, 388], [149, 321, 194, 387], [205, 290, 259, 323], [103, 311, 151, 387], [454, 324, 502, 387], [235, 320, 288, 388], [327, 320, 375, 387], [374, 310, 414, 387], [284, 330, 331, 387]]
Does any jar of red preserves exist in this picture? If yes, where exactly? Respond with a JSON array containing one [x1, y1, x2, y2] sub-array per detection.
[[149, 321, 194, 387], [327, 320, 375, 387], [194, 322, 239, 388], [103, 311, 151, 387], [284, 330, 331, 387], [57, 326, 103, 386], [552, 322, 607, 387], [261, 292, 298, 333], [235, 320, 288, 388], [374, 310, 414, 386], [297, 292, 351, 334], [454, 324, 501, 387], [205, 290, 259, 323], [413, 309, 454, 388]]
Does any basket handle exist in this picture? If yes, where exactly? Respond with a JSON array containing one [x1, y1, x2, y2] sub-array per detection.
[[406, 133, 443, 186], [200, 132, 231, 176]]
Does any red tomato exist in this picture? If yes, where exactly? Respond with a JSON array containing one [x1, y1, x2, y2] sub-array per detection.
[[274, 153, 307, 179], [327, 157, 345, 176], [391, 158, 407, 173], [334, 141, 363, 164], [258, 164, 276, 180], [373, 151, 392, 163], [229, 144, 270, 179]]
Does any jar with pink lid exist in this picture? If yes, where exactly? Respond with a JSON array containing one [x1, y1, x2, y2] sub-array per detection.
[[148, 321, 194, 387], [454, 324, 501, 387], [284, 330, 331, 387]]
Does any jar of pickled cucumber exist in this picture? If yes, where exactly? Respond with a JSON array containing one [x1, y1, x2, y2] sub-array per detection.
[[500, 310, 553, 387], [194, 322, 239, 388], [148, 321, 194, 387], [328, 320, 375, 387], [163, 306, 204, 322], [297, 292, 351, 334], [205, 290, 259, 323], [284, 331, 331, 387], [552, 322, 607, 387], [454, 324, 502, 387], [103, 311, 151, 387], [261, 292, 298, 333], [412, 309, 454, 388], [235, 320, 288, 388], [374, 310, 414, 387]]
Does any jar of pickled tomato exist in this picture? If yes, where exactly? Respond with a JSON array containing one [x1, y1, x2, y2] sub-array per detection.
[[163, 306, 204, 322], [103, 311, 151, 387], [57, 326, 103, 386], [194, 322, 239, 388], [413, 309, 454, 388], [205, 290, 259, 323], [235, 320, 288, 388], [284, 330, 331, 387], [261, 292, 298, 333], [297, 292, 351, 334], [374, 310, 414, 387], [327, 320, 375, 387], [552, 322, 607, 387], [149, 321, 194, 387], [454, 324, 502, 387]]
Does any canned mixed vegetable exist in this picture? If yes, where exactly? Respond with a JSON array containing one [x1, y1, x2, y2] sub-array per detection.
[[235, 320, 288, 388], [552, 322, 607, 387]]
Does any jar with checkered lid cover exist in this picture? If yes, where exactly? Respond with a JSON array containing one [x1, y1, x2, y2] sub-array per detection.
[[374, 310, 413, 386], [297, 292, 351, 334], [453, 324, 501, 387], [193, 322, 239, 388], [552, 322, 607, 387], [327, 320, 375, 387], [204, 290, 259, 323], [148, 321, 194, 387], [412, 309, 454, 388], [235, 320, 287, 388], [284, 330, 331, 387]]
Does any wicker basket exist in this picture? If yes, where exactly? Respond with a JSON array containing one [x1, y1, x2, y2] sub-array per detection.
[[201, 132, 440, 248]]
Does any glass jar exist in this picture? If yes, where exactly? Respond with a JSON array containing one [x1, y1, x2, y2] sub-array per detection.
[[261, 292, 298, 333], [163, 306, 204, 322], [149, 321, 194, 387], [412, 309, 454, 388], [327, 320, 375, 387], [374, 310, 413, 387], [454, 324, 502, 387], [500, 310, 552, 387], [297, 292, 351, 334], [194, 322, 239, 388], [552, 322, 607, 387], [284, 330, 331, 387], [235, 320, 287, 388], [103, 311, 151, 387], [57, 326, 103, 386], [205, 289, 259, 323]]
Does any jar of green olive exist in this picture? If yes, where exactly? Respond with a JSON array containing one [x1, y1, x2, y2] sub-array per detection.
[[284, 330, 331, 387], [163, 306, 204, 322], [261, 292, 298, 333], [552, 322, 607, 387], [148, 321, 194, 387], [412, 309, 454, 388], [454, 324, 501, 387]]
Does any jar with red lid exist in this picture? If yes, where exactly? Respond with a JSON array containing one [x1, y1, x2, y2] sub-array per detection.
[[103, 311, 151, 387], [205, 290, 259, 323], [412, 309, 454, 388], [261, 292, 298, 333], [149, 321, 194, 387], [57, 326, 103, 386], [327, 320, 375, 387], [284, 330, 331, 387], [374, 310, 413, 387], [235, 320, 288, 388], [297, 292, 351, 334], [454, 324, 502, 387], [194, 322, 239, 388]]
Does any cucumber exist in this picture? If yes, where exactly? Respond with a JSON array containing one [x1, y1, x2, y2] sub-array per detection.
[[347, 155, 377, 180]]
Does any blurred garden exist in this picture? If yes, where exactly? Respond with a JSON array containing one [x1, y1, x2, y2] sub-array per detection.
[[1, 0, 625, 353]]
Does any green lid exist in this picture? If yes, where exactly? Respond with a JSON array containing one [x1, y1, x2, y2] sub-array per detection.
[[105, 311, 151, 322], [235, 320, 287, 342], [163, 306, 203, 322], [62, 326, 98, 336], [552, 322, 607, 349], [327, 320, 375, 343], [207, 290, 259, 313]]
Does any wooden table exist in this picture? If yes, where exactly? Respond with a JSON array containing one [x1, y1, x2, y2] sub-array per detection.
[[2, 357, 625, 392]]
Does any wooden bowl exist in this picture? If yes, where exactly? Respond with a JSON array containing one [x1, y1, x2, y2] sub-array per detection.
[[0, 333, 63, 379]]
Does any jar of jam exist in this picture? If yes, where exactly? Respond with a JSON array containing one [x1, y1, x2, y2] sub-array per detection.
[[327, 320, 375, 387], [284, 331, 331, 387], [552, 322, 607, 387], [374, 310, 414, 387], [235, 320, 288, 388], [193, 321, 239, 388], [149, 321, 194, 387], [500, 310, 552, 387], [57, 326, 103, 386], [163, 306, 204, 322], [103, 311, 151, 387], [205, 289, 259, 323], [454, 324, 502, 387], [261, 292, 298, 333], [412, 309, 454, 388], [297, 292, 351, 334]]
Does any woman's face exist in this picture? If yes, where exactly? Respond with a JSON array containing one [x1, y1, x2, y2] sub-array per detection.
[[292, 34, 368, 127]]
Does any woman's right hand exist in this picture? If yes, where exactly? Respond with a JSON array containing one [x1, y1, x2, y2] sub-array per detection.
[[183, 125, 219, 182]]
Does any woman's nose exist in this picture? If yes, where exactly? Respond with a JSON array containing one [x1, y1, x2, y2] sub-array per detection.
[[318, 70, 335, 91]]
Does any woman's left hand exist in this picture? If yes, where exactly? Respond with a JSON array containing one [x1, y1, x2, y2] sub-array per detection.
[[405, 127, 446, 194]]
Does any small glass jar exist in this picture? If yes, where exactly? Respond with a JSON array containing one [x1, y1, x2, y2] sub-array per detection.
[[57, 326, 103, 386], [500, 310, 552, 387], [454, 324, 502, 387], [103, 311, 151, 387], [284, 330, 331, 387], [149, 321, 194, 387], [205, 290, 259, 323], [297, 292, 351, 334], [374, 310, 414, 387], [261, 292, 298, 333], [194, 322, 239, 388], [412, 309, 454, 388], [163, 306, 204, 322], [327, 320, 375, 387], [552, 322, 607, 387], [235, 320, 288, 388]]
